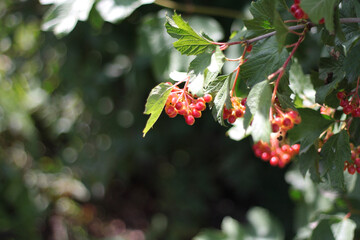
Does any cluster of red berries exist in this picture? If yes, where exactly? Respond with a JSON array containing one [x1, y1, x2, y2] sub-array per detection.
[[271, 109, 301, 133], [165, 84, 213, 125], [344, 144, 360, 175], [290, 0, 325, 23], [290, 0, 308, 20], [337, 91, 360, 117], [223, 97, 247, 124], [253, 140, 300, 168]]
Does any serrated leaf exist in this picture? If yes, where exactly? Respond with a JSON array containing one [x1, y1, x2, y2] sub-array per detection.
[[96, 0, 154, 23], [320, 130, 351, 190], [247, 80, 272, 143], [41, 0, 95, 37], [311, 216, 356, 240], [299, 146, 320, 178], [344, 44, 360, 83], [143, 83, 172, 136], [165, 13, 214, 55], [300, 0, 339, 32], [188, 47, 225, 96], [244, 0, 276, 37], [240, 37, 289, 87], [331, 218, 356, 240], [211, 74, 233, 125], [287, 109, 333, 153]]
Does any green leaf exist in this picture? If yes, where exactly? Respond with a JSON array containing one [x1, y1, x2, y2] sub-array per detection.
[[210, 74, 233, 125], [193, 230, 227, 240], [299, 146, 320, 178], [344, 44, 360, 83], [244, 0, 276, 37], [246, 207, 284, 239], [221, 217, 245, 239], [40, 0, 95, 37], [300, 0, 339, 32], [143, 83, 173, 136], [320, 130, 351, 190], [287, 109, 333, 153], [188, 47, 225, 96], [96, 0, 154, 23], [165, 13, 214, 55], [311, 217, 356, 240], [240, 36, 289, 87], [273, 11, 289, 50], [247, 80, 272, 143], [289, 59, 315, 106], [316, 55, 345, 104]]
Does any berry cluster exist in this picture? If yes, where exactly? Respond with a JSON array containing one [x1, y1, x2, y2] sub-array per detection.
[[290, 0, 308, 20], [223, 97, 247, 124], [290, 0, 324, 23], [344, 144, 360, 175], [253, 140, 300, 168], [165, 84, 212, 125], [271, 109, 301, 133], [337, 91, 360, 117]]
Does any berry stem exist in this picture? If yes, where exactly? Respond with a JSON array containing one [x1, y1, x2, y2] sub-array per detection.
[[356, 76, 360, 96], [271, 33, 305, 104], [230, 46, 248, 97]]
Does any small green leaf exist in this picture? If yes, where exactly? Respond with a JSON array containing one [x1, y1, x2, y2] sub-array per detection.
[[221, 217, 245, 239], [211, 74, 233, 125], [299, 146, 319, 178], [247, 80, 272, 143], [240, 36, 289, 87], [287, 109, 333, 153], [320, 130, 351, 190], [289, 59, 316, 106], [143, 83, 173, 137], [165, 13, 214, 55], [300, 0, 339, 32]]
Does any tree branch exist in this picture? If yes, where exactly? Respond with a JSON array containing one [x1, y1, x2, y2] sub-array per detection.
[[153, 0, 244, 19]]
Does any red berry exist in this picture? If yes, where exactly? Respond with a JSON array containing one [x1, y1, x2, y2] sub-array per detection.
[[270, 156, 279, 166], [235, 109, 243, 118], [348, 164, 356, 175], [185, 115, 195, 125], [175, 101, 183, 110], [228, 115, 237, 124], [282, 117, 294, 129], [246, 45, 253, 52], [192, 109, 202, 118], [352, 108, 360, 118], [343, 105, 353, 115], [240, 98, 247, 106], [294, 0, 300, 4], [178, 108, 188, 116], [165, 105, 176, 115], [195, 101, 206, 111], [261, 152, 271, 161], [290, 4, 299, 13], [223, 108, 231, 119], [204, 94, 213, 103], [337, 91, 346, 99], [340, 99, 349, 107], [294, 8, 305, 19], [291, 144, 300, 154], [281, 153, 291, 164], [319, 18, 325, 24], [355, 158, 360, 167], [272, 123, 280, 133]]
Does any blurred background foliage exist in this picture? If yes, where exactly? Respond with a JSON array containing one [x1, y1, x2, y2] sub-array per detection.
[[0, 0, 357, 240]]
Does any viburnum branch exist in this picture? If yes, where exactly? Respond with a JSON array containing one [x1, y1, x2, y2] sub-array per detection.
[[356, 76, 360, 96], [212, 18, 360, 48]]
